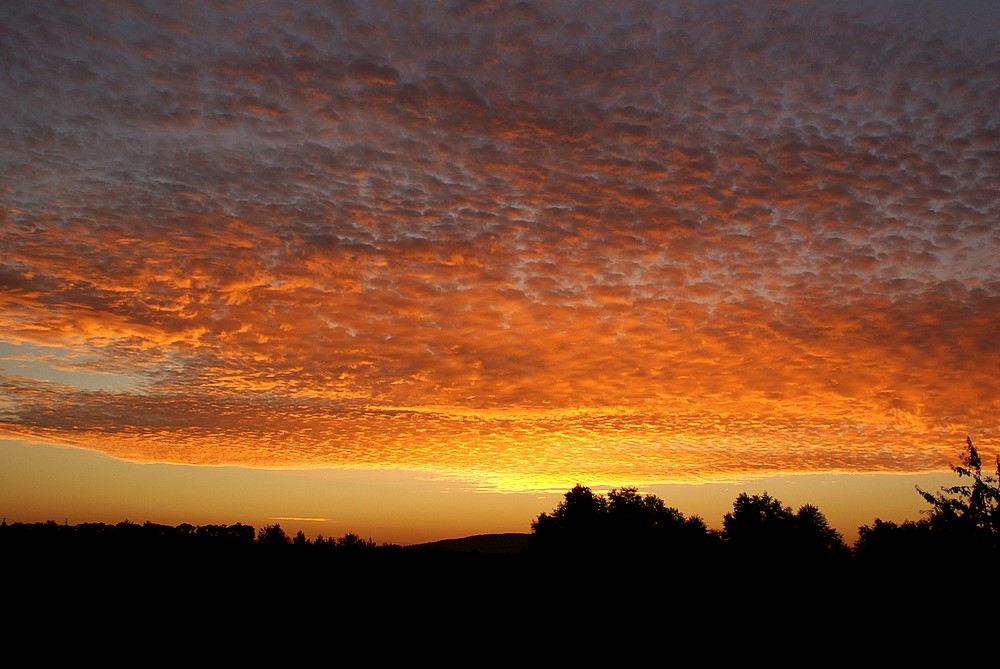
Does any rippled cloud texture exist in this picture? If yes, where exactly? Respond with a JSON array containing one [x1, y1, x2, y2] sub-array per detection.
[[2, 0, 999, 489]]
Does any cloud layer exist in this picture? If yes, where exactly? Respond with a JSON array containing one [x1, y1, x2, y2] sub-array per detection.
[[2, 0, 999, 488]]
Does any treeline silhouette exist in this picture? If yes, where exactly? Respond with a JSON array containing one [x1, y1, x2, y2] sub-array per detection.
[[4, 438, 997, 615], [1, 519, 383, 555]]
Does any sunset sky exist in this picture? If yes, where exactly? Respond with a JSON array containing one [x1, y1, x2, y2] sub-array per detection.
[[2, 0, 999, 545]]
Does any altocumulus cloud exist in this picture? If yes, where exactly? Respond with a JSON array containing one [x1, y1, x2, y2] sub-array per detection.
[[1, 0, 999, 489]]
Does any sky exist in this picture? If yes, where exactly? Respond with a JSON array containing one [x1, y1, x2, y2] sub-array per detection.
[[2, 0, 999, 545]]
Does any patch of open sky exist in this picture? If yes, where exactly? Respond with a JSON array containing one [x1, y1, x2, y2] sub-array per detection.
[[0, 342, 148, 393]]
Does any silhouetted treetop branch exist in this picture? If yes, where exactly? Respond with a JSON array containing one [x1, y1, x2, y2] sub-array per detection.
[[914, 436, 1000, 553]]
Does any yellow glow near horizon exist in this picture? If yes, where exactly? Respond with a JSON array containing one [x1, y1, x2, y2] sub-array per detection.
[[0, 437, 961, 545]]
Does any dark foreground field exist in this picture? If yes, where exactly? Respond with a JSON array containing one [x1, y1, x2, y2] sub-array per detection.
[[3, 523, 970, 627]]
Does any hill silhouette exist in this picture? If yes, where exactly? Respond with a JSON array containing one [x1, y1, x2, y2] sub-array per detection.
[[407, 532, 530, 554]]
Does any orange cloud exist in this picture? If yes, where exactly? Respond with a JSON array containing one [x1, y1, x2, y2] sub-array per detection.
[[2, 1, 999, 489]]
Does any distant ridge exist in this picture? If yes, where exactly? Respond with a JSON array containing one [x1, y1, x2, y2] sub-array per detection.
[[407, 533, 530, 554]]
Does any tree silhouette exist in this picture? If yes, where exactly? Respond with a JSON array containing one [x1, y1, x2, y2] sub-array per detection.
[[723, 492, 793, 549], [529, 484, 714, 562], [791, 504, 848, 558], [606, 486, 663, 535], [336, 532, 377, 550], [256, 523, 291, 546], [530, 484, 606, 554], [605, 486, 713, 554], [550, 484, 607, 531], [915, 436, 1000, 556], [854, 517, 935, 565], [723, 492, 847, 563]]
